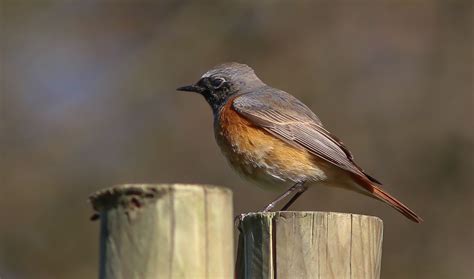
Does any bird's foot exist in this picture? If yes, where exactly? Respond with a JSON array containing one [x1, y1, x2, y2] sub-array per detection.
[[262, 202, 275, 212]]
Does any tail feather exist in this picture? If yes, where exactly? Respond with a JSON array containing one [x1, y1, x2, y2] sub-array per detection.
[[350, 173, 423, 223], [372, 185, 423, 223]]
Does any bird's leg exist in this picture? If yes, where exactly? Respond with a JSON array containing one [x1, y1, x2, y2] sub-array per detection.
[[262, 182, 304, 212], [236, 182, 301, 227], [280, 182, 308, 211]]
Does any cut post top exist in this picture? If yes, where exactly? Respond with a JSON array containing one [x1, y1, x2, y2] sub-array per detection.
[[238, 211, 383, 223], [89, 183, 232, 211]]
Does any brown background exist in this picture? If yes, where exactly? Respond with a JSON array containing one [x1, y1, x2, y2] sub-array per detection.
[[1, 1, 473, 278]]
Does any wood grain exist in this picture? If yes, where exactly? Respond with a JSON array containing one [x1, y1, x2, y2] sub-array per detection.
[[236, 211, 383, 279], [90, 184, 233, 279]]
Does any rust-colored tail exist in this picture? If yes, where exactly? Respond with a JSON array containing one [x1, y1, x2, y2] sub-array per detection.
[[372, 185, 423, 223], [351, 173, 423, 223]]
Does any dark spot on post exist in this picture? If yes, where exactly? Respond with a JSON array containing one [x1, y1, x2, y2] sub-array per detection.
[[131, 197, 142, 208], [124, 189, 143, 196], [145, 193, 155, 198], [90, 213, 100, 221]]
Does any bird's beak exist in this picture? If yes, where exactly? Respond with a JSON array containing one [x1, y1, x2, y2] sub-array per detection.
[[176, 84, 205, 93]]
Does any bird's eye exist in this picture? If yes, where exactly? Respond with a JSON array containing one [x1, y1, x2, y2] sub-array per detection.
[[210, 77, 226, 89]]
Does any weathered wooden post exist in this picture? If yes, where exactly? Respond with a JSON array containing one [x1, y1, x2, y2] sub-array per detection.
[[236, 212, 383, 279], [90, 184, 233, 279]]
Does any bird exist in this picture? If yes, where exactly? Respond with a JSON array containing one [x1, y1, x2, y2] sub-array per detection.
[[177, 62, 423, 223]]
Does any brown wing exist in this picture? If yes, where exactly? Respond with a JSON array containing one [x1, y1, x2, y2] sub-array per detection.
[[232, 89, 379, 182]]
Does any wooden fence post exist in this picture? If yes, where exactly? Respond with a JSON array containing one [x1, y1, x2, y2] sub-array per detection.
[[89, 184, 233, 279], [236, 212, 383, 279]]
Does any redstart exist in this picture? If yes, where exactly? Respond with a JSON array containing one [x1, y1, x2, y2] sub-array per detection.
[[178, 62, 422, 223]]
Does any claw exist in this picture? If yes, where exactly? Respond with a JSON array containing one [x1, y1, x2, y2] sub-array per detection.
[[262, 202, 275, 212]]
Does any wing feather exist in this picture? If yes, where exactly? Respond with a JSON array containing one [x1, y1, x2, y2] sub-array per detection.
[[232, 89, 366, 177]]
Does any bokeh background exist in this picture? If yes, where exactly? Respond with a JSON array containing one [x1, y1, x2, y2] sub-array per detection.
[[1, 1, 473, 278]]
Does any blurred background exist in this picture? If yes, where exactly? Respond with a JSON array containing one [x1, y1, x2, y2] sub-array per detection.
[[1, 1, 473, 278]]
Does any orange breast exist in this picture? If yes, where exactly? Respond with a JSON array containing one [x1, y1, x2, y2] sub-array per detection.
[[214, 99, 327, 188]]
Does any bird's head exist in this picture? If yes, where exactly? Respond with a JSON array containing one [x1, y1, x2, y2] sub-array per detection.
[[177, 62, 264, 112]]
